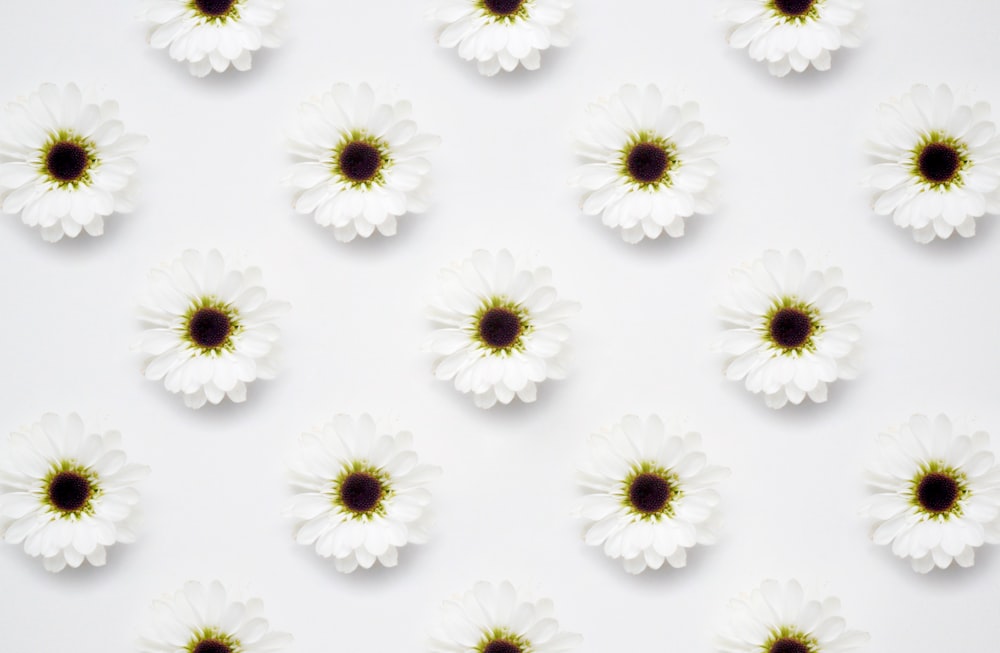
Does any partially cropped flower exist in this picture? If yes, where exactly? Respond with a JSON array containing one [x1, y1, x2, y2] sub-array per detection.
[[862, 414, 1000, 573], [136, 249, 289, 409], [865, 84, 1000, 243], [285, 414, 441, 573], [717, 579, 869, 653], [576, 415, 729, 574], [718, 250, 870, 409], [140, 580, 292, 653], [571, 84, 727, 243], [286, 83, 440, 242], [429, 581, 581, 653], [143, 0, 285, 77], [428, 0, 573, 76], [426, 249, 580, 409], [0, 413, 149, 572], [0, 83, 146, 242], [720, 0, 864, 77]]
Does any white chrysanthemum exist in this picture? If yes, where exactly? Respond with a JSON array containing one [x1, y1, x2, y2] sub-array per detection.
[[428, 0, 573, 76], [0, 413, 149, 573], [720, 0, 864, 77], [143, 0, 285, 77], [0, 83, 146, 242], [571, 84, 727, 243], [864, 84, 1000, 243], [575, 415, 729, 574], [136, 249, 290, 409], [426, 249, 580, 409], [429, 581, 581, 653], [285, 414, 441, 573], [286, 83, 440, 243], [140, 580, 292, 653], [862, 414, 1000, 573], [718, 250, 870, 409], [717, 579, 869, 653]]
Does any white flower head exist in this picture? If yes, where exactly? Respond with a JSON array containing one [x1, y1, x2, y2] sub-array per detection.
[[429, 581, 582, 653], [428, 0, 573, 76], [285, 414, 441, 573], [718, 250, 870, 409], [143, 0, 285, 77], [286, 83, 441, 243], [0, 83, 147, 242], [862, 414, 1000, 573], [720, 0, 864, 77], [717, 579, 869, 653], [864, 84, 1000, 243], [0, 413, 149, 572], [426, 249, 580, 409], [571, 84, 727, 244], [136, 249, 290, 409], [140, 580, 292, 653], [576, 415, 729, 574]]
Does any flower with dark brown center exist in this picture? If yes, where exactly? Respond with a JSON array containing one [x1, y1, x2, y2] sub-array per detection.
[[47, 470, 92, 512], [769, 307, 813, 349], [194, 0, 236, 17], [917, 142, 961, 184], [192, 639, 233, 653], [626, 142, 670, 184], [339, 471, 384, 513], [769, 638, 811, 653], [188, 307, 233, 349], [917, 472, 960, 513], [773, 0, 815, 17], [339, 141, 383, 183], [478, 307, 523, 350], [483, 639, 523, 653], [46, 141, 90, 183], [628, 472, 671, 514], [483, 0, 524, 16]]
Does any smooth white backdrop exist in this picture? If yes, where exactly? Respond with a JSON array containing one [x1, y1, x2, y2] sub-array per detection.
[[1, 0, 999, 651]]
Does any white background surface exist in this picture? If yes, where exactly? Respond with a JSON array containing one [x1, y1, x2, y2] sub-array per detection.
[[1, 0, 999, 650]]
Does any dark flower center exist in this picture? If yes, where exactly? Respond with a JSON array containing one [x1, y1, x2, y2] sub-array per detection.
[[188, 307, 232, 349], [340, 472, 384, 513], [773, 0, 815, 16], [626, 142, 669, 183], [48, 471, 92, 512], [918, 142, 961, 184], [483, 640, 522, 653], [339, 141, 383, 183], [628, 472, 671, 514], [769, 307, 813, 349], [770, 638, 811, 653], [478, 307, 523, 349], [194, 0, 236, 16], [484, 0, 524, 16], [192, 640, 233, 653], [917, 472, 960, 513], [46, 141, 90, 182]]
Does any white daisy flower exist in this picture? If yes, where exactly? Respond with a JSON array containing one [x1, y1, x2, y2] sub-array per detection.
[[717, 579, 869, 653], [862, 414, 1000, 573], [571, 84, 727, 244], [0, 83, 146, 242], [428, 0, 573, 76], [140, 580, 292, 653], [576, 415, 729, 574], [136, 249, 290, 409], [864, 84, 1000, 243], [285, 414, 441, 573], [143, 0, 285, 78], [429, 581, 581, 653], [286, 83, 440, 243], [720, 0, 864, 77], [0, 413, 149, 573], [426, 249, 580, 409], [718, 250, 870, 409]]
